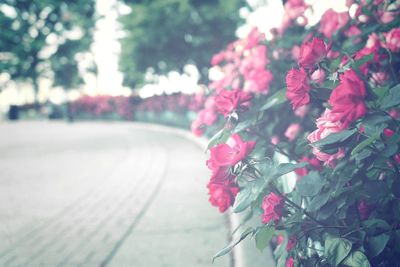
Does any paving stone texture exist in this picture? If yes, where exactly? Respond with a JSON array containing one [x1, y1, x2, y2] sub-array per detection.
[[0, 121, 231, 267]]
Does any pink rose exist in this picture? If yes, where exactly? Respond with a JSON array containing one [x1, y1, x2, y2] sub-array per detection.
[[286, 257, 294, 267], [215, 89, 252, 117], [207, 181, 239, 213], [357, 200, 374, 220], [307, 109, 346, 167], [291, 45, 300, 60], [370, 71, 388, 86], [262, 192, 284, 224], [286, 68, 311, 109], [384, 28, 400, 53], [208, 134, 256, 167], [328, 70, 367, 128], [285, 123, 301, 142], [191, 119, 204, 137], [298, 38, 329, 69], [294, 105, 309, 118], [311, 69, 326, 85], [319, 9, 349, 38], [211, 51, 225, 66], [295, 156, 323, 178], [383, 128, 395, 138], [286, 236, 297, 251], [389, 109, 399, 119], [344, 25, 362, 43], [395, 154, 400, 164], [271, 135, 280, 145]]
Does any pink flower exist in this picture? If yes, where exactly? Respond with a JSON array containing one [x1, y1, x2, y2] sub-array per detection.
[[277, 235, 285, 245], [215, 90, 252, 117], [311, 69, 326, 85], [295, 156, 323, 178], [209, 166, 233, 184], [243, 69, 274, 94], [286, 236, 297, 251], [208, 134, 256, 167], [370, 71, 388, 86], [286, 68, 311, 109], [384, 128, 395, 138], [271, 135, 280, 145], [191, 119, 204, 136], [328, 70, 367, 128], [319, 9, 349, 38], [286, 257, 294, 267], [285, 0, 309, 20], [307, 109, 346, 167], [394, 154, 400, 164], [389, 109, 399, 119], [298, 38, 329, 69], [344, 25, 361, 42], [384, 28, 400, 53], [262, 192, 284, 224], [294, 105, 309, 118], [291, 45, 301, 60], [211, 51, 226, 66], [207, 181, 239, 213], [285, 123, 301, 142], [357, 200, 374, 220]]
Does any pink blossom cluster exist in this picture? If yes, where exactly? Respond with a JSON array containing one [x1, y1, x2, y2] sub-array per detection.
[[71, 95, 133, 119], [206, 134, 255, 212], [137, 93, 203, 114]]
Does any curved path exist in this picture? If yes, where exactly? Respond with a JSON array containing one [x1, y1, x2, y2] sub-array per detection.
[[0, 122, 230, 267]]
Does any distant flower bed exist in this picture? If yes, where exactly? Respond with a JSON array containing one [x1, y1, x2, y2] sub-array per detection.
[[70, 95, 136, 120], [192, 0, 400, 266], [69, 93, 203, 128]]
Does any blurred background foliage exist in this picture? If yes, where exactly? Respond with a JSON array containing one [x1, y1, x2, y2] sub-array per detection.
[[0, 0, 96, 103], [118, 0, 245, 87]]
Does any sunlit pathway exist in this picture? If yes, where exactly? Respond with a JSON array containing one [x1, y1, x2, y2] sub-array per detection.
[[0, 122, 230, 267]]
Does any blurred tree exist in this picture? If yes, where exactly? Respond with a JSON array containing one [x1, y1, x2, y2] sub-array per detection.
[[0, 0, 96, 104], [119, 0, 244, 88]]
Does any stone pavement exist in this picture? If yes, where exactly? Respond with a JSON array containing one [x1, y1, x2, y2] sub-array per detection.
[[0, 121, 231, 267]]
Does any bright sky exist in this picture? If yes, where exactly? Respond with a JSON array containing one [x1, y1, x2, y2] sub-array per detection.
[[0, 0, 348, 112]]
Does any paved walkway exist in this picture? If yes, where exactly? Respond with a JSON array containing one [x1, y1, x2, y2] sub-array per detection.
[[0, 121, 230, 267]]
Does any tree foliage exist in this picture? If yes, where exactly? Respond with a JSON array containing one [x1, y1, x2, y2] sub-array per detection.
[[118, 0, 244, 88], [0, 0, 96, 97]]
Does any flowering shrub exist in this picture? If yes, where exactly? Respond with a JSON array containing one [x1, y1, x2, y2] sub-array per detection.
[[70, 95, 135, 120], [135, 93, 203, 127], [70, 93, 203, 127], [193, 0, 400, 266]]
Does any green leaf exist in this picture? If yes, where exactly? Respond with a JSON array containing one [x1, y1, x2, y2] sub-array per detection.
[[307, 191, 330, 212], [381, 84, 400, 110], [213, 227, 254, 262], [368, 233, 390, 257], [317, 201, 337, 220], [324, 236, 352, 266], [342, 251, 371, 267], [352, 53, 374, 71], [232, 178, 265, 213], [273, 162, 308, 178], [312, 128, 357, 149], [206, 128, 230, 150], [234, 119, 255, 133], [351, 133, 380, 155], [255, 226, 275, 252], [296, 171, 324, 197], [362, 219, 391, 233], [259, 89, 287, 111], [232, 186, 253, 213]]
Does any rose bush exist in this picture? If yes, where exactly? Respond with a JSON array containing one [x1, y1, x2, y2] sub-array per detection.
[[192, 0, 400, 266], [69, 93, 202, 127]]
